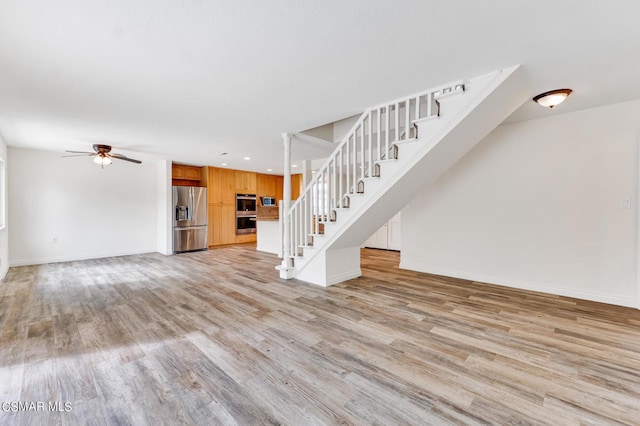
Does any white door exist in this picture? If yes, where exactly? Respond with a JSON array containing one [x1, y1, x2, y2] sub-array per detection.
[[364, 223, 388, 249], [364, 212, 401, 251], [387, 212, 401, 250]]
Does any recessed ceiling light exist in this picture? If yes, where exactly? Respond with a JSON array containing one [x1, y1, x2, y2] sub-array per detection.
[[243, 157, 251, 160], [267, 168, 272, 172], [292, 164, 298, 168], [221, 163, 227, 166], [533, 88, 572, 109]]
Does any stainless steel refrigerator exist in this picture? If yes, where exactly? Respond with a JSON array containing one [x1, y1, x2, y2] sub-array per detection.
[[173, 186, 208, 253]]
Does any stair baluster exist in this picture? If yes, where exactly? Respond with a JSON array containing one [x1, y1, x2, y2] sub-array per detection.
[[284, 82, 464, 274]]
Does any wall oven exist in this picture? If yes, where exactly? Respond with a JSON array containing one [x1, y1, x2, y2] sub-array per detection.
[[236, 193, 256, 213], [236, 194, 256, 234], [236, 215, 256, 234]]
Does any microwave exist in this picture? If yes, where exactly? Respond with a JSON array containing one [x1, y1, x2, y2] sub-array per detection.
[[261, 196, 276, 206]]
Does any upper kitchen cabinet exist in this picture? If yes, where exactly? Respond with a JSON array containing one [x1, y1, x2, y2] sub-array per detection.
[[235, 170, 257, 193], [185, 167, 201, 180], [291, 174, 302, 200], [256, 174, 277, 198], [172, 164, 205, 186], [172, 164, 201, 180], [275, 174, 303, 202], [208, 167, 235, 204], [172, 164, 185, 179]]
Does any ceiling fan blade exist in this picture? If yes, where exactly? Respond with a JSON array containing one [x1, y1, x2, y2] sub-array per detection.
[[65, 150, 94, 154], [108, 153, 142, 164], [61, 153, 96, 157]]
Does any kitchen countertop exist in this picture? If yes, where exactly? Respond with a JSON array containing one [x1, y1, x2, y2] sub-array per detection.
[[256, 205, 279, 221]]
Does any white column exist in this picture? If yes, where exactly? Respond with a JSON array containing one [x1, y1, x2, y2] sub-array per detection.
[[157, 160, 173, 255], [277, 133, 295, 279]]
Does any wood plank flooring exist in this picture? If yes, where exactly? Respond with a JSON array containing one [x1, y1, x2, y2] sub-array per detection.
[[1, 245, 639, 425]]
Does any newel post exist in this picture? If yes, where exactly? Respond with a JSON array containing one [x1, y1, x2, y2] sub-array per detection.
[[277, 132, 295, 279]]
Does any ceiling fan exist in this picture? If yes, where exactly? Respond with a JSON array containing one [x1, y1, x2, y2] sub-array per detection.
[[63, 144, 142, 168]]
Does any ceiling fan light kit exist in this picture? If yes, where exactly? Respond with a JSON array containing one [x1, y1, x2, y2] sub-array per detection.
[[93, 155, 112, 166], [63, 144, 142, 168]]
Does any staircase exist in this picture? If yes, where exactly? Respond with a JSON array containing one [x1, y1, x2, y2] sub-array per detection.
[[280, 65, 529, 286]]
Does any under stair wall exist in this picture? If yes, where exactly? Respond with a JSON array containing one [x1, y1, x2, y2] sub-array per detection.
[[287, 65, 531, 286]]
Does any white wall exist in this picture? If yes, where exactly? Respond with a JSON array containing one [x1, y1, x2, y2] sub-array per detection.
[[0, 136, 8, 279], [157, 160, 172, 255], [401, 99, 640, 308], [332, 113, 360, 142], [8, 147, 159, 266], [301, 122, 334, 142]]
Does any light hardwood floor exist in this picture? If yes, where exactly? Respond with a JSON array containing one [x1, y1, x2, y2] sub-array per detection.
[[1, 245, 639, 425]]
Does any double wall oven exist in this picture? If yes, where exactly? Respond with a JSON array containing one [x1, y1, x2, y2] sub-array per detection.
[[236, 193, 256, 234]]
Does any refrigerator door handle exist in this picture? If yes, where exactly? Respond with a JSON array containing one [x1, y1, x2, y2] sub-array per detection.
[[174, 225, 207, 231], [189, 187, 195, 222]]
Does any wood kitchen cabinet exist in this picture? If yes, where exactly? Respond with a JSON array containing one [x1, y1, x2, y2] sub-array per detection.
[[172, 164, 201, 181], [291, 174, 302, 200], [257, 174, 278, 200], [205, 166, 301, 247], [235, 234, 256, 244], [235, 170, 257, 193], [275, 174, 303, 203], [208, 204, 236, 246], [184, 167, 201, 180], [172, 164, 204, 187], [207, 167, 237, 246], [275, 176, 283, 203], [209, 167, 235, 204], [172, 164, 185, 179]]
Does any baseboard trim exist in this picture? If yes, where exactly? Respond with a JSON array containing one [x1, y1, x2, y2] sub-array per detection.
[[296, 268, 362, 287], [9, 247, 157, 267], [326, 269, 362, 286], [399, 260, 637, 309]]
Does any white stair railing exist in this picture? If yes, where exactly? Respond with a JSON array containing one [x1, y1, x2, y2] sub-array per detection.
[[286, 82, 464, 259]]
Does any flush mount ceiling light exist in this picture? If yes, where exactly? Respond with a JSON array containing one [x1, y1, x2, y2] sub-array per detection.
[[533, 89, 573, 109]]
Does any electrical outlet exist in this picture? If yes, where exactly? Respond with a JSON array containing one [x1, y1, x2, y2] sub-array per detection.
[[52, 237, 58, 244], [621, 198, 631, 209]]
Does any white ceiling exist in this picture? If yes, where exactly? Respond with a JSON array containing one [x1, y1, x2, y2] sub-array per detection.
[[1, 1, 639, 174]]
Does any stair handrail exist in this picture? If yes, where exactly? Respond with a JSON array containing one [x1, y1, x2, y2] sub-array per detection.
[[285, 79, 464, 260], [290, 81, 462, 213], [290, 112, 367, 212]]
